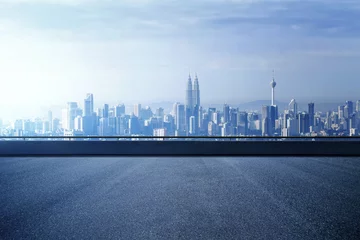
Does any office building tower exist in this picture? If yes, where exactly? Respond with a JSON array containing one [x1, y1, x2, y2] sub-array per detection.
[[83, 95, 95, 135], [84, 93, 94, 117], [108, 117, 116, 135], [42, 121, 50, 134], [208, 121, 216, 136], [98, 117, 109, 136], [212, 112, 220, 125], [129, 115, 141, 135], [115, 104, 126, 117], [134, 104, 142, 118], [13, 120, 23, 131], [262, 105, 270, 136], [298, 112, 310, 134], [193, 74, 200, 107], [238, 112, 248, 135], [163, 114, 175, 136], [186, 74, 193, 111], [269, 105, 278, 132], [198, 106, 203, 133], [230, 109, 238, 127], [142, 106, 153, 120], [356, 100, 360, 112], [176, 104, 186, 135], [52, 118, 60, 133], [189, 116, 196, 135], [172, 102, 180, 118], [156, 108, 164, 118], [338, 105, 345, 119], [349, 114, 357, 129], [308, 103, 315, 129], [326, 111, 332, 129], [102, 104, 109, 118], [62, 102, 82, 130], [116, 116, 129, 136], [74, 116, 83, 131], [223, 104, 230, 123], [346, 101, 354, 116], [270, 70, 277, 106], [289, 99, 297, 118]]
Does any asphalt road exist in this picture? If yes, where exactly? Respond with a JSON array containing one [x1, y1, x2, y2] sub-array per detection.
[[1, 157, 360, 240]]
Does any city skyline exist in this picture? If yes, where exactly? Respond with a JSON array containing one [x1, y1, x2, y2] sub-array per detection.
[[1, 0, 360, 117], [2, 72, 360, 138]]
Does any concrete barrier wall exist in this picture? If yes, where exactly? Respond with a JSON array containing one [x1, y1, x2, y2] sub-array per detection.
[[0, 141, 359, 156]]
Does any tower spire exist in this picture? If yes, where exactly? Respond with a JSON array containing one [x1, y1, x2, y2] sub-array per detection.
[[270, 69, 277, 106]]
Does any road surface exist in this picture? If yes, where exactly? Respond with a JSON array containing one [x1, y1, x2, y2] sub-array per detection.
[[1, 157, 360, 239]]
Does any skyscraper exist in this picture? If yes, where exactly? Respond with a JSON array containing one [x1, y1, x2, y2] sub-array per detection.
[[115, 104, 125, 117], [223, 104, 230, 123], [308, 103, 315, 129], [356, 100, 360, 112], [289, 99, 298, 117], [262, 105, 270, 136], [193, 74, 200, 107], [338, 105, 345, 119], [270, 70, 277, 106], [134, 104, 142, 118], [186, 74, 193, 111], [84, 93, 94, 117], [346, 101, 354, 116], [298, 112, 310, 134], [189, 116, 196, 135], [62, 102, 82, 130], [176, 104, 186, 135], [103, 104, 109, 118]]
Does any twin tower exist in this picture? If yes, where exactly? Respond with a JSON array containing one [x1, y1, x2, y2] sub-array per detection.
[[186, 74, 201, 111]]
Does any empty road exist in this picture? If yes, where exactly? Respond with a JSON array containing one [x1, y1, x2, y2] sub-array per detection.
[[1, 157, 360, 239]]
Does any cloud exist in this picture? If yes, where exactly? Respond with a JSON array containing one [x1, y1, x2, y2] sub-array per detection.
[[1, 0, 360, 120]]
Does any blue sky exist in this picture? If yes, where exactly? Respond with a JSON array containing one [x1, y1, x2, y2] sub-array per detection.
[[0, 0, 360, 118]]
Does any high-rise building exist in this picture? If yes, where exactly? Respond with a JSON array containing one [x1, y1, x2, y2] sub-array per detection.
[[156, 108, 164, 118], [346, 101, 354, 116], [262, 105, 270, 136], [103, 104, 109, 118], [270, 70, 277, 106], [116, 116, 129, 136], [176, 104, 186, 134], [289, 99, 297, 118], [129, 115, 141, 135], [134, 104, 142, 118], [223, 104, 230, 123], [356, 100, 360, 112], [172, 102, 180, 118], [115, 104, 125, 117], [74, 116, 83, 131], [186, 74, 193, 111], [62, 102, 82, 130], [189, 116, 196, 135], [338, 105, 345, 119], [193, 74, 200, 107], [98, 117, 109, 136], [84, 93, 94, 117], [308, 103, 315, 129], [52, 118, 60, 133], [237, 112, 248, 135], [298, 112, 310, 134]]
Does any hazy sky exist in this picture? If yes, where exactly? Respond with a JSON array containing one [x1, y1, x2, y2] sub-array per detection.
[[1, 0, 360, 118]]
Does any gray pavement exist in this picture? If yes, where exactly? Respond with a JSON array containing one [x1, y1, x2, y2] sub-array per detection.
[[0, 157, 360, 239]]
